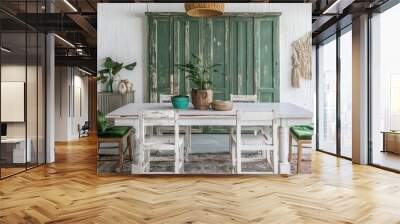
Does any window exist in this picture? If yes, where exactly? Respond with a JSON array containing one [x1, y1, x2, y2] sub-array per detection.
[[340, 29, 352, 158], [370, 3, 400, 171], [317, 36, 337, 155]]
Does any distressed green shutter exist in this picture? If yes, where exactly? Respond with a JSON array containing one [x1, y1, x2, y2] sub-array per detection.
[[148, 13, 279, 103], [254, 16, 279, 102]]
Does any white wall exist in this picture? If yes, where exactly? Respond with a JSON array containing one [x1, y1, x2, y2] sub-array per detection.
[[55, 67, 89, 141], [98, 3, 314, 111]]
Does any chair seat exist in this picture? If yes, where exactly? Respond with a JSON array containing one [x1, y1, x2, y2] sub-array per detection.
[[290, 125, 313, 140], [144, 135, 184, 150], [98, 126, 131, 138]]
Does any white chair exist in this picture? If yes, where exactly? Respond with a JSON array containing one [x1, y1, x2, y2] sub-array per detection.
[[230, 94, 258, 103], [139, 110, 184, 174], [159, 94, 174, 103], [158, 94, 192, 161], [230, 110, 278, 174], [230, 94, 260, 136]]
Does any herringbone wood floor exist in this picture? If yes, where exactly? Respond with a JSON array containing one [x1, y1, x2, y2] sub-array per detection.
[[1, 136, 400, 224]]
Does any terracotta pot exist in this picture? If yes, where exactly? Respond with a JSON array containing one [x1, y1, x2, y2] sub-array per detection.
[[191, 89, 213, 110]]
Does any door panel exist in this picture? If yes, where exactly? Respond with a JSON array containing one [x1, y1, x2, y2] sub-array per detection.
[[230, 17, 254, 96], [254, 17, 279, 102], [149, 16, 173, 102]]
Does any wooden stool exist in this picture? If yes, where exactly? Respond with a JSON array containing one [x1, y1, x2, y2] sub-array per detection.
[[97, 126, 133, 172], [288, 125, 313, 174]]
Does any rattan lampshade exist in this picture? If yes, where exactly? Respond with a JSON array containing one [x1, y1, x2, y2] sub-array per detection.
[[185, 3, 224, 17]]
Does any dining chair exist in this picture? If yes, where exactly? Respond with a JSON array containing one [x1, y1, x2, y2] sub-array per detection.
[[230, 94, 260, 135], [97, 111, 133, 172], [288, 125, 313, 174], [158, 94, 192, 162], [159, 94, 174, 103], [230, 110, 278, 174], [230, 94, 258, 103], [139, 110, 184, 174]]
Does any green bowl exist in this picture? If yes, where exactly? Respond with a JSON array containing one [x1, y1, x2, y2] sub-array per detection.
[[171, 95, 189, 109]]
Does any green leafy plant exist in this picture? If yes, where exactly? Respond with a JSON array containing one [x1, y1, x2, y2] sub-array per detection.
[[97, 57, 137, 84], [176, 54, 220, 90]]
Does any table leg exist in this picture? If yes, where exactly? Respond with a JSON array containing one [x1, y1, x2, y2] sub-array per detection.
[[133, 122, 143, 173], [185, 126, 192, 161], [279, 122, 291, 175]]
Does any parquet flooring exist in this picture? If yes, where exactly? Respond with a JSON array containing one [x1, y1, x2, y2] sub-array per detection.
[[1, 136, 400, 223]]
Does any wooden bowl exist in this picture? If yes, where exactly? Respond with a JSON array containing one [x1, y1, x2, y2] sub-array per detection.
[[211, 100, 233, 111]]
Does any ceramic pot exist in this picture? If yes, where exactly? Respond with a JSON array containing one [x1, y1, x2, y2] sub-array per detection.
[[126, 82, 133, 92], [171, 95, 189, 109], [118, 82, 127, 94], [191, 89, 213, 110]]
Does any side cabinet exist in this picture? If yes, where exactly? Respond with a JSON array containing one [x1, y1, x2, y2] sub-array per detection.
[[148, 13, 280, 103], [97, 91, 135, 114]]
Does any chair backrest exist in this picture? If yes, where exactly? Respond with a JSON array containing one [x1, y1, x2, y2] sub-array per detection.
[[140, 110, 176, 127], [159, 94, 174, 103], [230, 94, 258, 103], [237, 110, 275, 126]]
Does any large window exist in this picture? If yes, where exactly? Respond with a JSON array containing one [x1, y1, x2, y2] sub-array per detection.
[[318, 36, 337, 155], [340, 29, 352, 158], [317, 26, 353, 159], [370, 3, 400, 171]]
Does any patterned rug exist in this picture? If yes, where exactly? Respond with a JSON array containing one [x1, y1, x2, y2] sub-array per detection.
[[97, 151, 311, 175]]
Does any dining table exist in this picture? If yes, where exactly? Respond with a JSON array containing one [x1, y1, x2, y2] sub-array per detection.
[[106, 102, 313, 175]]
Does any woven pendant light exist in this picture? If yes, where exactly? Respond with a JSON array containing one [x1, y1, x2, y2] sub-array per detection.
[[185, 3, 224, 17]]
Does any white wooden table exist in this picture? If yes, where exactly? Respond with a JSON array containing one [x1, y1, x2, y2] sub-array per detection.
[[106, 103, 313, 174]]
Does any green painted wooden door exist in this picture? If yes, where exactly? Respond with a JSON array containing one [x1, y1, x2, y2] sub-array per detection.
[[148, 13, 279, 103]]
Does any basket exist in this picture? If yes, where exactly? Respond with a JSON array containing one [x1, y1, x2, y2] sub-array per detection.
[[185, 3, 224, 17], [211, 100, 233, 111]]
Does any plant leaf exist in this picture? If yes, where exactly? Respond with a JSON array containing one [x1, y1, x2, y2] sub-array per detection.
[[98, 68, 110, 74], [112, 63, 123, 75], [124, 62, 137, 70], [104, 57, 114, 69]]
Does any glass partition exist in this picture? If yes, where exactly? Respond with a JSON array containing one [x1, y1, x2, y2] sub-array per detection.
[[1, 30, 28, 177], [0, 2, 46, 179]]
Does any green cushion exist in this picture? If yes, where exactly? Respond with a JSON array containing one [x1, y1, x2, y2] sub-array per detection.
[[97, 111, 110, 133], [98, 126, 131, 138], [290, 125, 313, 140]]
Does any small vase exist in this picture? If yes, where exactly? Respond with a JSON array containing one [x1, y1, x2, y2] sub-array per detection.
[[112, 79, 120, 92], [105, 79, 113, 92], [118, 82, 127, 94]]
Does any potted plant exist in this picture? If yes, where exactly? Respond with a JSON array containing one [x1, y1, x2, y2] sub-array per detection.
[[97, 57, 136, 92], [176, 54, 220, 110]]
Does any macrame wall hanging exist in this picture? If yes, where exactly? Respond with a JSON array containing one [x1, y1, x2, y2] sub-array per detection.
[[291, 32, 312, 88]]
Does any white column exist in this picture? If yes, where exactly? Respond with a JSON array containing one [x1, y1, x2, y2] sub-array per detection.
[[352, 14, 369, 164], [279, 120, 291, 174], [46, 33, 55, 163]]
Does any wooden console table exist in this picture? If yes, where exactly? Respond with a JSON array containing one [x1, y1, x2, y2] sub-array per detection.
[[382, 131, 400, 154]]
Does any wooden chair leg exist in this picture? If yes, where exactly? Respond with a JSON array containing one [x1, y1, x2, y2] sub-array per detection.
[[127, 133, 133, 161], [119, 142, 123, 172], [97, 141, 100, 161], [288, 134, 293, 162], [297, 142, 303, 174]]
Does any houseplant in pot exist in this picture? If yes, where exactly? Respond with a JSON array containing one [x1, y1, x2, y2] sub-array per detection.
[[176, 54, 220, 110], [97, 57, 136, 92]]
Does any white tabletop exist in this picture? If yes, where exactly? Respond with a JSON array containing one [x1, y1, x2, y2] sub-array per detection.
[[107, 102, 312, 119]]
